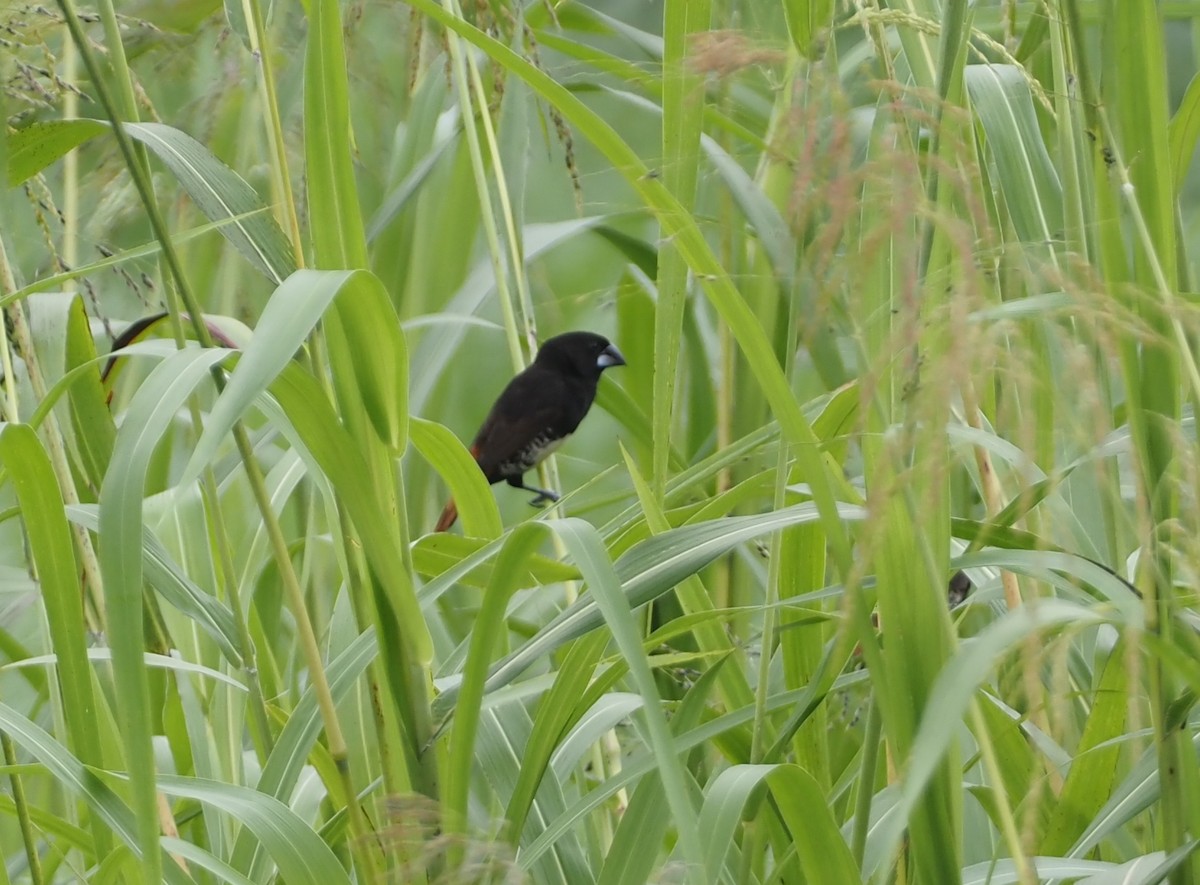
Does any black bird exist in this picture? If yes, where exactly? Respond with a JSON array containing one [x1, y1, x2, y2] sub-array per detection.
[[435, 331, 625, 531]]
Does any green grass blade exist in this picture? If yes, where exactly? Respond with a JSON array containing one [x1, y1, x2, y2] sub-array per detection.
[[442, 524, 542, 850], [99, 346, 232, 882], [5, 119, 107, 185], [411, 417, 503, 539], [122, 122, 296, 284], [550, 517, 704, 874], [157, 775, 350, 885], [304, 0, 368, 269], [0, 702, 192, 884]]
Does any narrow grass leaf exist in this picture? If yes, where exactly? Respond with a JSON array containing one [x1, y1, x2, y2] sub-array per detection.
[[304, 0, 368, 269], [962, 857, 1130, 884], [230, 629, 378, 876], [0, 426, 100, 774], [550, 518, 704, 874], [157, 775, 350, 885], [123, 122, 295, 284], [964, 64, 1063, 245], [4, 649, 245, 691], [268, 364, 431, 660], [67, 504, 241, 665], [160, 838, 256, 885], [444, 525, 543, 843], [0, 702, 193, 884], [767, 765, 861, 881], [433, 502, 864, 715], [99, 345, 232, 882], [505, 630, 610, 841]]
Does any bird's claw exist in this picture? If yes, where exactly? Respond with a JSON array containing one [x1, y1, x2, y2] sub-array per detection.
[[528, 491, 560, 508]]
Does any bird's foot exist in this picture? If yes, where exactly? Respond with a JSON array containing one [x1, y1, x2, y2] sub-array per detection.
[[527, 490, 560, 508]]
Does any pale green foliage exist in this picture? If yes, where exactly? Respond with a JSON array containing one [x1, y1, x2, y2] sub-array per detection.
[[3, 1, 1200, 884]]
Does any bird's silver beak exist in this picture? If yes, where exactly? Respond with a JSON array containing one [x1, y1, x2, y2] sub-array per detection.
[[597, 344, 626, 369]]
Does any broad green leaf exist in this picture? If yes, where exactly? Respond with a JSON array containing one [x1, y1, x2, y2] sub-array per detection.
[[505, 630, 610, 842], [782, 0, 834, 58], [655, 0, 710, 499], [768, 765, 861, 882], [476, 703, 594, 884], [623, 446, 755, 714], [698, 765, 769, 881], [865, 600, 1112, 876], [365, 83, 460, 242], [412, 532, 580, 586], [124, 122, 295, 284], [1169, 72, 1200, 197], [1075, 843, 1199, 885], [1040, 643, 1129, 854], [5, 119, 107, 186], [32, 292, 116, 490], [595, 659, 725, 885], [520, 667, 869, 869], [182, 269, 405, 485], [964, 64, 1063, 246], [952, 548, 1141, 622], [157, 775, 351, 885], [411, 417, 502, 539], [268, 364, 431, 661], [0, 422, 113, 868], [223, 0, 252, 49], [1066, 736, 1200, 860]]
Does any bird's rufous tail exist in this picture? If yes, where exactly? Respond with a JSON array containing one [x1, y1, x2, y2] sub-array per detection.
[[435, 499, 458, 532]]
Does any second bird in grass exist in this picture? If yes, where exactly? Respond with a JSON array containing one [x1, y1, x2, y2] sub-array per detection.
[[435, 331, 626, 532]]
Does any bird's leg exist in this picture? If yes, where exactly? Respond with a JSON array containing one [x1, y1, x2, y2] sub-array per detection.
[[507, 475, 560, 507]]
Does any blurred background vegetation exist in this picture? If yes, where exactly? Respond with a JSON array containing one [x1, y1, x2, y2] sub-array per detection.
[[5, 0, 1200, 882]]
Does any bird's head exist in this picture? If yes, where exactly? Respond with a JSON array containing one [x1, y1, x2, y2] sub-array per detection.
[[535, 331, 626, 379]]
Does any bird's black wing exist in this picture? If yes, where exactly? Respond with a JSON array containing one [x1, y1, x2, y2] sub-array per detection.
[[470, 365, 593, 480]]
